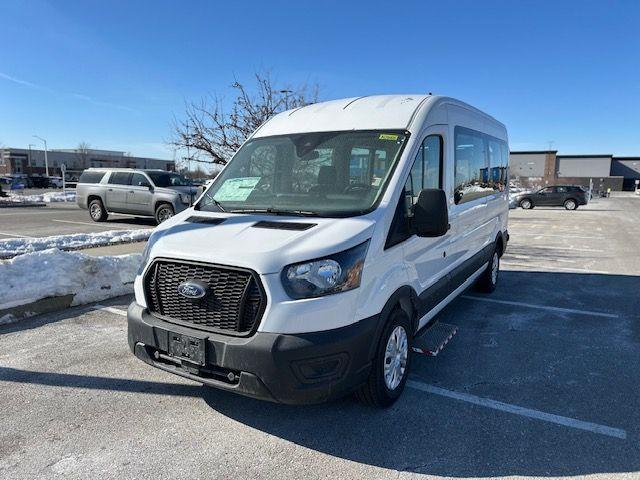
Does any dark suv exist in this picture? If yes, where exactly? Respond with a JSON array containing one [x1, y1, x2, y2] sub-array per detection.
[[514, 185, 588, 210]]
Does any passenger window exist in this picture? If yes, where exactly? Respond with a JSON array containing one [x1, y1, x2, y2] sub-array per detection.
[[131, 173, 150, 187], [488, 139, 508, 192], [556, 186, 568, 193], [542, 187, 554, 193], [454, 127, 491, 204], [108, 172, 132, 185], [385, 135, 442, 249]]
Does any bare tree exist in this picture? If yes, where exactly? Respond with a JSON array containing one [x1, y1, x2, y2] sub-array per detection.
[[171, 71, 319, 166], [75, 141, 91, 168]]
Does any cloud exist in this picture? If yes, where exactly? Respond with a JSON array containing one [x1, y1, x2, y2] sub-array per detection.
[[0, 72, 49, 91], [0, 71, 136, 113]]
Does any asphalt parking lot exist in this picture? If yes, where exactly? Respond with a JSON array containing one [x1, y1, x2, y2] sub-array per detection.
[[0, 203, 155, 239], [1, 195, 639, 479]]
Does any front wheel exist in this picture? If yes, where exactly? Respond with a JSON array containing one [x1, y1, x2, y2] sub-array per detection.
[[564, 199, 577, 210], [357, 308, 412, 408], [520, 198, 533, 209], [155, 203, 174, 224]]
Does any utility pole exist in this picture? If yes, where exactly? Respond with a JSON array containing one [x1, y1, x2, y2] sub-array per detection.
[[33, 135, 49, 176]]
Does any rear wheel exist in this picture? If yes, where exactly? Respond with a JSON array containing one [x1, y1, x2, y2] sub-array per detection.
[[476, 247, 500, 293], [357, 308, 412, 408], [564, 199, 577, 210], [89, 199, 108, 222], [155, 203, 174, 224], [520, 198, 533, 209]]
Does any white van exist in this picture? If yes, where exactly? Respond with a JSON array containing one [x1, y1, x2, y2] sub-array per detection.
[[128, 95, 509, 407]]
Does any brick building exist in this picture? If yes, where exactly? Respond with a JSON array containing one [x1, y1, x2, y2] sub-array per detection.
[[509, 150, 633, 192]]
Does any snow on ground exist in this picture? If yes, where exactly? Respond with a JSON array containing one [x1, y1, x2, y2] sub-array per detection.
[[0, 229, 151, 258], [4, 191, 76, 203], [0, 249, 142, 316]]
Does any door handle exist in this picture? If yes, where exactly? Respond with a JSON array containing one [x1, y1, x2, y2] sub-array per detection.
[[128, 190, 134, 193], [108, 188, 113, 191]]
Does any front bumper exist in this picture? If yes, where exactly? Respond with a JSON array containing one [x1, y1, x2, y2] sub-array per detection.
[[127, 302, 381, 404]]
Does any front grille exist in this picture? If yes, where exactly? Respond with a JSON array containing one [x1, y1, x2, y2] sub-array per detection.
[[144, 259, 265, 335]]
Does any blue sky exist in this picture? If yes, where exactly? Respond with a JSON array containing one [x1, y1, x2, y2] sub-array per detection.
[[1, 0, 639, 159]]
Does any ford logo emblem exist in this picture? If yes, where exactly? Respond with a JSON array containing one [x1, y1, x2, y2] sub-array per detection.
[[177, 280, 208, 299]]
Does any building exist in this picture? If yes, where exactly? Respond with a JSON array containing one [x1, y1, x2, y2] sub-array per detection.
[[610, 157, 640, 191], [0, 147, 174, 180], [509, 150, 633, 192]]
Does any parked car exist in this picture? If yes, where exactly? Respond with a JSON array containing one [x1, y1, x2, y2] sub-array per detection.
[[76, 168, 198, 224], [48, 176, 64, 188], [512, 185, 588, 210], [29, 176, 50, 188], [127, 94, 510, 407]]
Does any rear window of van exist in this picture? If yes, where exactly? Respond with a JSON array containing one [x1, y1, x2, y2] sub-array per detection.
[[79, 171, 106, 184]]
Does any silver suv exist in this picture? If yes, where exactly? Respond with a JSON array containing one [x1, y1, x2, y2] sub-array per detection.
[[76, 168, 197, 224]]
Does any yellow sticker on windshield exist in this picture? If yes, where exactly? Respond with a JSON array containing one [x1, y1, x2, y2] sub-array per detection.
[[379, 133, 399, 141]]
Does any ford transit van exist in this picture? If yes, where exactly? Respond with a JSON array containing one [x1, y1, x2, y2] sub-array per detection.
[[128, 95, 509, 407]]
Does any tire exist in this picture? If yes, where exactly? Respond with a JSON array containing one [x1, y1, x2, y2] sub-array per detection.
[[155, 203, 174, 224], [520, 198, 533, 209], [564, 199, 577, 210], [357, 308, 412, 408], [476, 246, 500, 293], [88, 198, 108, 222]]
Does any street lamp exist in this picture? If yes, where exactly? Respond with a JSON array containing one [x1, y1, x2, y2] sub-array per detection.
[[279, 89, 293, 110], [33, 135, 49, 177]]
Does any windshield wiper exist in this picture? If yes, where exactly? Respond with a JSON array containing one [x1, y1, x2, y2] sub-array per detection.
[[200, 191, 226, 212], [228, 208, 316, 217]]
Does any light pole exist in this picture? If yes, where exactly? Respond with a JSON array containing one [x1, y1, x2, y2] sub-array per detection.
[[33, 135, 49, 177], [279, 89, 293, 110]]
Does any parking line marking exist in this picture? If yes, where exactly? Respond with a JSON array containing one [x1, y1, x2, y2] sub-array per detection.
[[515, 233, 604, 240], [93, 305, 127, 316], [0, 231, 34, 238], [501, 261, 611, 275], [51, 219, 147, 229], [523, 246, 605, 253], [461, 295, 619, 318], [406, 380, 627, 439]]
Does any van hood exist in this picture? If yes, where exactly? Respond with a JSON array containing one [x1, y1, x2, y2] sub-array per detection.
[[147, 210, 376, 274]]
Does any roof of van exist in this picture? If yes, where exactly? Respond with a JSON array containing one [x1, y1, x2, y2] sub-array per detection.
[[252, 94, 505, 138], [85, 168, 166, 172]]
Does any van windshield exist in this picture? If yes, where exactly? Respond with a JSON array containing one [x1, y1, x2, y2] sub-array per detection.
[[198, 130, 408, 217]]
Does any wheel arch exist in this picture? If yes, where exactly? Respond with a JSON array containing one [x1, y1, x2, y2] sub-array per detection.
[[366, 285, 419, 361], [87, 194, 103, 205]]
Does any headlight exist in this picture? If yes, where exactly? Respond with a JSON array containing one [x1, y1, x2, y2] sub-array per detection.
[[281, 241, 369, 299], [137, 231, 161, 275]]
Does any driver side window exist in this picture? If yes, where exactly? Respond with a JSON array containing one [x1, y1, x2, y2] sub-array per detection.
[[386, 135, 442, 249], [404, 135, 443, 211]]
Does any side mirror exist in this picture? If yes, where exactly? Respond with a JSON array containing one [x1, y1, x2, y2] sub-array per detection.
[[412, 189, 449, 237]]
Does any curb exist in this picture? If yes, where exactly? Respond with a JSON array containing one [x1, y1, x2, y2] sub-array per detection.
[[0, 294, 75, 325]]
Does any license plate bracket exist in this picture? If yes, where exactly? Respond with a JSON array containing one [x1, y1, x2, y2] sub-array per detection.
[[168, 332, 206, 366]]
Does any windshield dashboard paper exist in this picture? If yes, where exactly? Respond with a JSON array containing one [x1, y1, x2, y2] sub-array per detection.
[[213, 177, 260, 202]]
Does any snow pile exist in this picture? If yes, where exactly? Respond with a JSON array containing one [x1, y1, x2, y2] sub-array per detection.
[[0, 229, 151, 258], [5, 191, 76, 203], [0, 249, 142, 310]]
